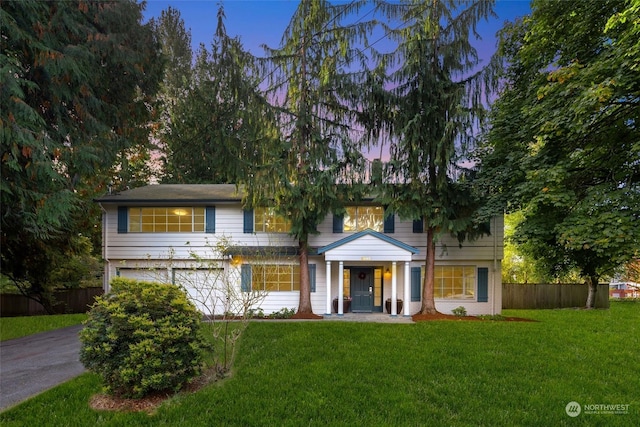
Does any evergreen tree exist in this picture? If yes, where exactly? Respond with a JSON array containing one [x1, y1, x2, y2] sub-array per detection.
[[373, 0, 496, 314], [0, 0, 162, 311], [162, 6, 273, 184], [256, 0, 375, 315]]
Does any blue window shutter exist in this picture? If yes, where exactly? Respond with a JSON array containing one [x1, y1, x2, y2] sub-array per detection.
[[413, 217, 423, 233], [333, 214, 344, 233], [117, 207, 128, 233], [477, 267, 489, 302], [411, 267, 421, 301], [205, 206, 215, 233], [309, 264, 316, 293], [384, 213, 395, 233], [243, 209, 254, 233], [241, 264, 252, 292]]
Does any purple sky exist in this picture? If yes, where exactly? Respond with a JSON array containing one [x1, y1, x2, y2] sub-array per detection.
[[142, 0, 532, 63], [141, 0, 532, 161]]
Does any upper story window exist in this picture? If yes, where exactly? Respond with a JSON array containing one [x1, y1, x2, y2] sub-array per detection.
[[254, 207, 291, 233], [343, 206, 384, 232], [128, 207, 205, 233]]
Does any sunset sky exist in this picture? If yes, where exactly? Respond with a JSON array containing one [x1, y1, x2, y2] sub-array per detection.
[[141, 0, 532, 63], [140, 0, 532, 161]]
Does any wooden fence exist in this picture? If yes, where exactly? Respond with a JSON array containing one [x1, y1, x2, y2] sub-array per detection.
[[502, 283, 610, 309], [0, 288, 104, 317]]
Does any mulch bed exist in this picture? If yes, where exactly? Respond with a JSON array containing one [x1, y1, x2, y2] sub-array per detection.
[[290, 312, 323, 320], [412, 312, 536, 322], [89, 366, 220, 414]]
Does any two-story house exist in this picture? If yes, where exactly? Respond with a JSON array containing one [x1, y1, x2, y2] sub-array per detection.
[[96, 184, 503, 317]]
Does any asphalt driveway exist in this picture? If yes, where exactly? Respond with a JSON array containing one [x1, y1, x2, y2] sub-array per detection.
[[0, 324, 86, 411]]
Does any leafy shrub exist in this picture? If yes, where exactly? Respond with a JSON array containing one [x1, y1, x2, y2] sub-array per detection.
[[80, 278, 207, 398], [268, 307, 296, 319], [477, 314, 506, 321], [451, 306, 467, 317]]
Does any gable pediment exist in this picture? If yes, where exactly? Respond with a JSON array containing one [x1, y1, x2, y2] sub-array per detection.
[[318, 229, 419, 261]]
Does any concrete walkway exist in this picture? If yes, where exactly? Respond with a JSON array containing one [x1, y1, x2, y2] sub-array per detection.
[[0, 325, 85, 412], [323, 312, 414, 323]]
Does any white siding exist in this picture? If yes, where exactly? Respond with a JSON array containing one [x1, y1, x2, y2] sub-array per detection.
[[100, 202, 503, 315]]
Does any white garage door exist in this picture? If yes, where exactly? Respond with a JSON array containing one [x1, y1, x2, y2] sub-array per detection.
[[172, 268, 225, 315], [118, 268, 169, 284], [118, 268, 224, 314]]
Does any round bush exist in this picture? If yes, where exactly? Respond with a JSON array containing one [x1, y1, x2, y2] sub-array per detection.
[[80, 278, 207, 398]]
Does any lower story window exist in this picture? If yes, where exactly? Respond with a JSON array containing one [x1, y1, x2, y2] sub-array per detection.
[[434, 266, 475, 299], [252, 264, 300, 292]]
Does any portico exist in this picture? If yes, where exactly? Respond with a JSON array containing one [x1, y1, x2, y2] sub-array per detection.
[[317, 229, 420, 317]]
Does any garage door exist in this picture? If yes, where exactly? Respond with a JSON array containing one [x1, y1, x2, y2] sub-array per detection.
[[118, 268, 169, 284], [172, 268, 224, 315], [118, 268, 223, 314]]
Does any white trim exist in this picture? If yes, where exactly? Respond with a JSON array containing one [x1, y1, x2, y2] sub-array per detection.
[[391, 262, 397, 317], [325, 261, 332, 315]]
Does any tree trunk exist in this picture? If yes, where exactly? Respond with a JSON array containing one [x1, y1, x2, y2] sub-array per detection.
[[294, 239, 314, 315], [585, 275, 598, 309], [420, 226, 439, 314]]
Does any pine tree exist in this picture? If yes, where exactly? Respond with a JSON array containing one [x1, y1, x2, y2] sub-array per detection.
[[374, 0, 496, 314], [162, 6, 273, 184], [256, 0, 375, 315]]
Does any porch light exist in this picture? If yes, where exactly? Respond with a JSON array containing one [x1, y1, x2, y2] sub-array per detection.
[[384, 268, 391, 279]]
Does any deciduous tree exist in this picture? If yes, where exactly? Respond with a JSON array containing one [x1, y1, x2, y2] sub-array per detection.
[[479, 0, 640, 307]]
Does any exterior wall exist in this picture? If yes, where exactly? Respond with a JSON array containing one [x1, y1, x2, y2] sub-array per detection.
[[100, 202, 503, 315], [102, 204, 503, 262]]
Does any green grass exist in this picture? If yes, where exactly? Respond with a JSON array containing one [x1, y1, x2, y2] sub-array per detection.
[[1, 302, 638, 426], [0, 314, 87, 341]]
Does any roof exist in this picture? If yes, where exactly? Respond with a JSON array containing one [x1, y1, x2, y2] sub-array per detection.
[[318, 229, 419, 255], [95, 184, 243, 203]]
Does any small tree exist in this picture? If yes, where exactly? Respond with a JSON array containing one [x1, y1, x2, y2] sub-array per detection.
[[80, 278, 206, 399], [142, 236, 272, 374]]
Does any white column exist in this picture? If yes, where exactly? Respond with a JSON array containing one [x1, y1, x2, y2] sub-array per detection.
[[404, 261, 411, 317], [391, 261, 397, 316], [325, 261, 332, 315], [338, 261, 344, 316]]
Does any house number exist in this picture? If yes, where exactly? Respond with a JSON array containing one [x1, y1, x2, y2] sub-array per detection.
[[361, 256, 371, 260]]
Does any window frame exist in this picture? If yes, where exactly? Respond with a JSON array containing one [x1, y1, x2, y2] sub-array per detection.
[[343, 205, 385, 232], [127, 207, 205, 233], [254, 207, 292, 233], [251, 264, 301, 292], [415, 265, 478, 300], [433, 265, 476, 300]]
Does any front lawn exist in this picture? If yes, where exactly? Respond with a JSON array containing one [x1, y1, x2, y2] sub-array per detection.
[[0, 314, 87, 341], [1, 302, 637, 425]]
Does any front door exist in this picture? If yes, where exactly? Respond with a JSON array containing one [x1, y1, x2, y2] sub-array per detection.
[[350, 268, 373, 312]]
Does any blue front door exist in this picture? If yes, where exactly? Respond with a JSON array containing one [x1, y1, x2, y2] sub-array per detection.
[[350, 268, 373, 312]]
